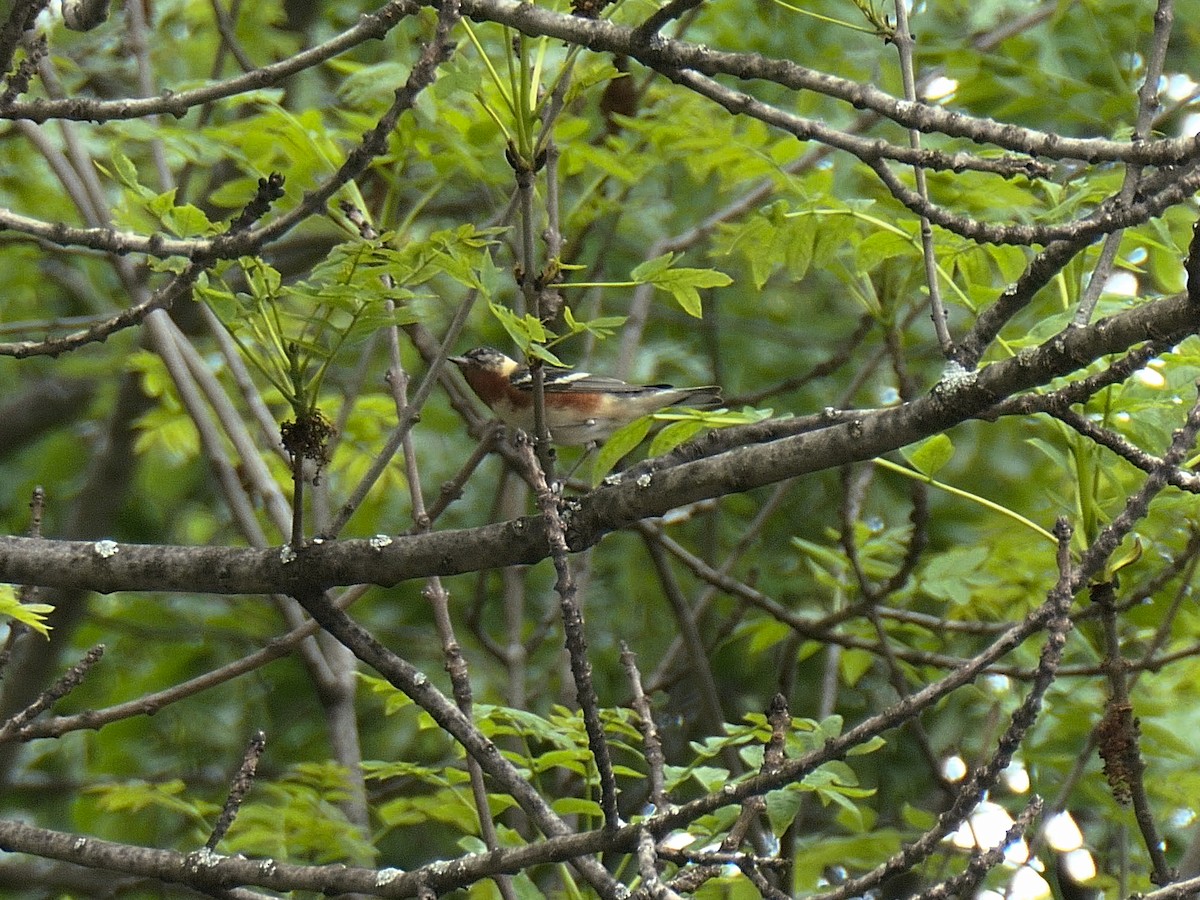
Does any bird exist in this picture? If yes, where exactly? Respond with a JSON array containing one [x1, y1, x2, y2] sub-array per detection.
[[449, 347, 722, 446]]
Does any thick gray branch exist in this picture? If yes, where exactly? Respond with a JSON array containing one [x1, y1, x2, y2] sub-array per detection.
[[449, 0, 1200, 166], [0, 1, 418, 122], [0, 292, 1196, 595]]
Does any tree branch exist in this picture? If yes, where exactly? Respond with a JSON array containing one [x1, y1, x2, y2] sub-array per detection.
[[3, 289, 1198, 595]]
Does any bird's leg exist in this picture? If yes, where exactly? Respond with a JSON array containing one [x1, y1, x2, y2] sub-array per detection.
[[559, 441, 598, 488]]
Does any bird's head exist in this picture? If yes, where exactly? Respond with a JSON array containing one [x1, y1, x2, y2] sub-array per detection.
[[448, 347, 521, 377]]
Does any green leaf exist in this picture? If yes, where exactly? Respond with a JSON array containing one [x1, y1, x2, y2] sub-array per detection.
[[0, 585, 52, 637], [335, 60, 411, 107], [717, 213, 768, 281], [591, 417, 654, 485], [855, 228, 916, 274], [765, 785, 804, 836], [358, 672, 414, 715], [743, 619, 792, 655], [902, 434, 955, 477], [791, 831, 904, 892], [901, 802, 938, 829], [361, 760, 451, 785], [490, 302, 555, 353], [208, 176, 263, 209], [562, 306, 627, 340], [629, 252, 676, 282], [376, 787, 479, 832], [477, 247, 502, 298], [147, 189, 177, 218], [847, 735, 886, 756], [779, 211, 818, 281], [88, 779, 213, 822], [562, 60, 625, 105], [532, 748, 591, 776], [164, 203, 216, 237], [646, 418, 705, 456], [526, 343, 568, 367], [110, 152, 151, 197], [919, 545, 994, 606], [1105, 536, 1143, 580], [646, 265, 734, 317], [839, 648, 874, 686], [816, 715, 845, 739], [682, 765, 732, 793], [694, 870, 759, 900], [551, 797, 604, 818], [476, 705, 573, 746]]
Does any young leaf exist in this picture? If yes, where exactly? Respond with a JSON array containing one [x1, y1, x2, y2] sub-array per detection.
[[562, 306, 627, 340], [647, 418, 706, 457], [630, 252, 676, 282], [591, 417, 654, 485], [901, 434, 955, 477], [551, 797, 604, 818], [765, 785, 804, 837], [645, 265, 733, 317], [526, 344, 569, 367], [163, 203, 216, 237], [0, 585, 53, 637], [110, 152, 153, 198], [490, 301, 555, 352]]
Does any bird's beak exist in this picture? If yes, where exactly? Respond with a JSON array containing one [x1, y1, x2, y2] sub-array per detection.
[[447, 355, 467, 366]]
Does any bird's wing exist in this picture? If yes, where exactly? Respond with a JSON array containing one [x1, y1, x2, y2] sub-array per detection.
[[510, 367, 671, 395], [547, 374, 675, 394]]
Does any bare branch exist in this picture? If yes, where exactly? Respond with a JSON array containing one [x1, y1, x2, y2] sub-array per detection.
[[3, 288, 1199, 596], [0, 1, 419, 122], [448, 0, 1200, 166], [516, 434, 620, 830], [206, 731, 267, 851], [0, 266, 200, 359]]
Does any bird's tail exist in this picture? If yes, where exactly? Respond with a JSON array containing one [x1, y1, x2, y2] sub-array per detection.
[[674, 386, 723, 410]]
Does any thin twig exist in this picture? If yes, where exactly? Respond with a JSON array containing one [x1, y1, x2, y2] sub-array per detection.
[[124, 0, 173, 190], [644, 481, 794, 690], [913, 797, 1044, 900], [813, 517, 1076, 900], [0, 1, 419, 122], [1094, 579, 1171, 884], [419, 424, 501, 527], [321, 287, 478, 538], [635, 826, 687, 900], [289, 586, 624, 897], [1048, 407, 1200, 494], [514, 435, 620, 830], [0, 0, 47, 79], [8, 586, 369, 744], [639, 532, 731, 753], [632, 0, 704, 39], [0, 645, 104, 741], [868, 154, 1200, 247], [206, 731, 267, 851], [890, 0, 951, 355], [620, 643, 668, 812], [377, 204, 519, 900], [1073, 0, 1174, 326], [1075, 385, 1200, 588], [209, 0, 255, 72], [0, 270, 201, 359]]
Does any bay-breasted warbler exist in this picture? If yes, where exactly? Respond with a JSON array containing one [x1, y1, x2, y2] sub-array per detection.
[[449, 347, 722, 446]]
